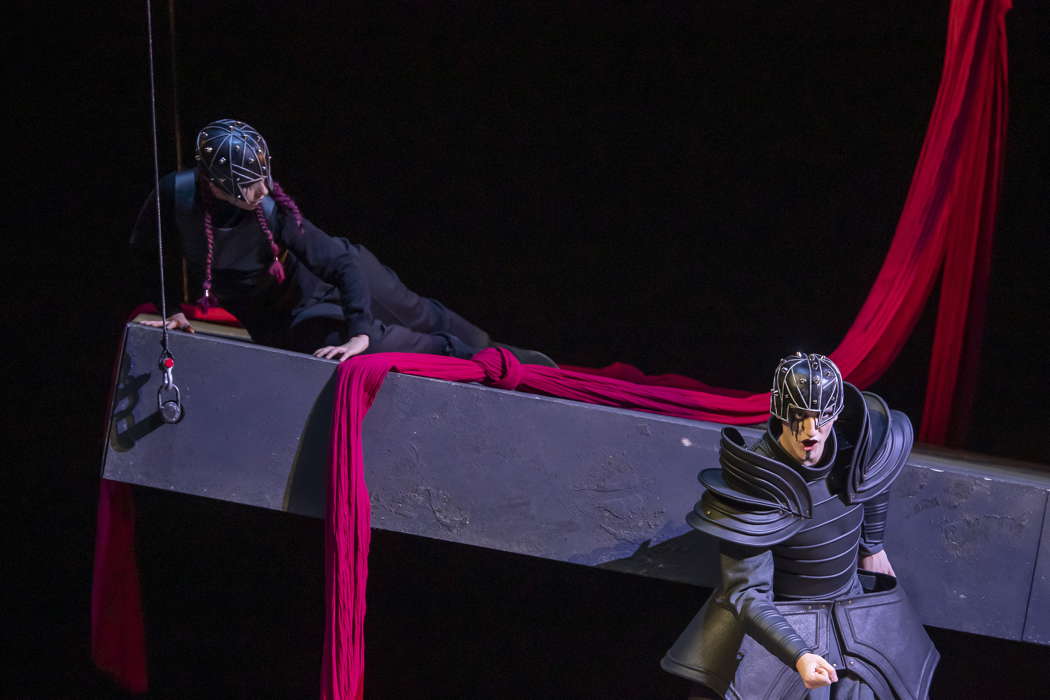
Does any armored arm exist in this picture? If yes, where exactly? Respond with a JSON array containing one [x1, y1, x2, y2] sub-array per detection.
[[859, 490, 890, 556], [858, 490, 897, 575], [718, 541, 813, 667], [852, 394, 912, 562]]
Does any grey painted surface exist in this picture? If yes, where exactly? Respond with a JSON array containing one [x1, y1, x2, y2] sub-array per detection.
[[1025, 498, 1050, 644], [884, 466, 1046, 640], [103, 324, 1050, 643], [104, 325, 335, 512]]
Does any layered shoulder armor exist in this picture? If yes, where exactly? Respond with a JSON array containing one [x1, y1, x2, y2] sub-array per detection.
[[838, 384, 914, 504], [686, 428, 813, 547]]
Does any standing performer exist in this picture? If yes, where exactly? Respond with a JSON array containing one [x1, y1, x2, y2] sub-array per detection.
[[131, 118, 494, 361], [661, 353, 938, 699]]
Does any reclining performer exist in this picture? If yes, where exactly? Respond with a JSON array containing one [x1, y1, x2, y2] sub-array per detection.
[[131, 118, 493, 361], [662, 353, 938, 699]]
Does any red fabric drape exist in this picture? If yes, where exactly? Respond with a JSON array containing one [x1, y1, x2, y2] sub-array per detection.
[[826, 0, 1010, 442], [322, 347, 774, 698], [919, 0, 1010, 443], [91, 479, 148, 694]]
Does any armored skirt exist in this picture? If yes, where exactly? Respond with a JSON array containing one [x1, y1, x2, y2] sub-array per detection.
[[662, 570, 938, 699]]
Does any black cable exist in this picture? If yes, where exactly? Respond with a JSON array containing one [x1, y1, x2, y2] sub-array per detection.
[[145, 0, 170, 357], [145, 0, 183, 423]]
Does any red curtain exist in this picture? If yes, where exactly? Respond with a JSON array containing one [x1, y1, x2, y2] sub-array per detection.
[[827, 0, 1011, 443]]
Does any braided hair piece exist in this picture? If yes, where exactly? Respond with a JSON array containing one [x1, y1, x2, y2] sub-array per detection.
[[196, 178, 305, 308], [197, 177, 219, 310]]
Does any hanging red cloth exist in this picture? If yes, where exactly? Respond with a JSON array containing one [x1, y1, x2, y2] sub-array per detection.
[[826, 0, 1011, 443], [91, 480, 148, 694], [321, 347, 769, 699]]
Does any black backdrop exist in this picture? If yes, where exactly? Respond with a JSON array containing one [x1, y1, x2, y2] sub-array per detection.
[[10, 1, 1050, 697]]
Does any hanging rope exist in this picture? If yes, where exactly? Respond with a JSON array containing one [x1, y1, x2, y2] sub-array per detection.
[[146, 0, 183, 423]]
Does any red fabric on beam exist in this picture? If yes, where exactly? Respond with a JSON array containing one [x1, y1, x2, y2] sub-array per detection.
[[322, 347, 770, 699], [127, 302, 241, 326]]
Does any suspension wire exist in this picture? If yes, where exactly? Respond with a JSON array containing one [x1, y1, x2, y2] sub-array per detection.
[[146, 0, 183, 423], [145, 0, 170, 354]]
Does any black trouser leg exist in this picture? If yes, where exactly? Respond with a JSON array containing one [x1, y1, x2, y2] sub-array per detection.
[[367, 322, 473, 357], [356, 244, 491, 348]]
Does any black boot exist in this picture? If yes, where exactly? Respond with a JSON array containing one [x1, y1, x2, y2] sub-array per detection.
[[492, 342, 558, 368]]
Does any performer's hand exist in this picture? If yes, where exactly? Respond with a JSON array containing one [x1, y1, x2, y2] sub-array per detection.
[[859, 549, 896, 577], [314, 334, 370, 362], [139, 312, 195, 333], [796, 653, 838, 689]]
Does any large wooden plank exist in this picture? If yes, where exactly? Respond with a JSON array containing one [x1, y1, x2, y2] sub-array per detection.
[[102, 324, 1050, 644]]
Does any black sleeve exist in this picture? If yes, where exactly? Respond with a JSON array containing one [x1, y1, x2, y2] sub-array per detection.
[[129, 172, 184, 316], [276, 216, 374, 342], [717, 541, 813, 668], [859, 490, 891, 557]]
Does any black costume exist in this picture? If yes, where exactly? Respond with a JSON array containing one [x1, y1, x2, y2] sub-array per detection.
[[131, 170, 490, 358], [661, 382, 939, 699]]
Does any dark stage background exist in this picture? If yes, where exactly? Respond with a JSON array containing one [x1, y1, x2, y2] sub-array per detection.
[[10, 1, 1050, 697]]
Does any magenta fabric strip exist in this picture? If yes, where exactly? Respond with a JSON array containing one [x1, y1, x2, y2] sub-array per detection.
[[918, 0, 1011, 443], [321, 347, 773, 698], [825, 0, 1011, 444], [91, 479, 148, 694]]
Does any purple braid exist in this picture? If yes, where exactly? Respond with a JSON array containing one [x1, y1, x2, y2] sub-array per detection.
[[197, 177, 218, 310], [253, 180, 305, 285], [195, 177, 305, 308], [270, 181, 304, 235], [254, 206, 287, 284]]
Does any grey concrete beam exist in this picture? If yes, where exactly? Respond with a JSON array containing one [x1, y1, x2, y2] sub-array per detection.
[[103, 324, 1050, 644]]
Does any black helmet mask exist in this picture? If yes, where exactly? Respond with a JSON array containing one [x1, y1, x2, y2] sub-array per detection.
[[194, 119, 273, 201], [769, 352, 844, 428]]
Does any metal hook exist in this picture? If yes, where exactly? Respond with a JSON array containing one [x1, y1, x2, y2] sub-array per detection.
[[157, 353, 184, 423]]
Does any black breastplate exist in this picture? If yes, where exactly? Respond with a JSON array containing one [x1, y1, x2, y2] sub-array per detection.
[[771, 478, 864, 599], [749, 431, 864, 599]]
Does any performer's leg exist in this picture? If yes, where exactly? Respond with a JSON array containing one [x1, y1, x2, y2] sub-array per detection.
[[440, 301, 491, 349], [366, 321, 481, 359], [356, 244, 491, 347]]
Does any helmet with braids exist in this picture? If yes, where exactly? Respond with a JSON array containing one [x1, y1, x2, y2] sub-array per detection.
[[193, 119, 305, 310]]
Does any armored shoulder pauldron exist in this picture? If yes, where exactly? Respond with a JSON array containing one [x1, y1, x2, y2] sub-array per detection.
[[839, 385, 914, 504], [686, 386, 914, 546], [686, 427, 814, 547]]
